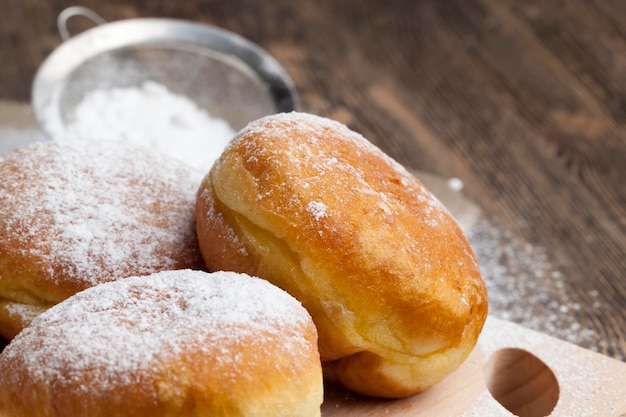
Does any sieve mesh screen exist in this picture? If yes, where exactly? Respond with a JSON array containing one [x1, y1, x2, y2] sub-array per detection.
[[58, 43, 275, 132]]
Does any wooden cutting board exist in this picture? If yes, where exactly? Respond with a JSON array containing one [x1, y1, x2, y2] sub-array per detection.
[[322, 315, 626, 416]]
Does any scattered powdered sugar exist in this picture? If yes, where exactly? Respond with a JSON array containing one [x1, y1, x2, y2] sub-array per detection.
[[467, 217, 602, 355], [0, 270, 313, 393], [63, 81, 236, 174], [0, 139, 203, 289]]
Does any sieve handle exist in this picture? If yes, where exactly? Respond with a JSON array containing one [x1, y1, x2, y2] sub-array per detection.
[[57, 6, 107, 41]]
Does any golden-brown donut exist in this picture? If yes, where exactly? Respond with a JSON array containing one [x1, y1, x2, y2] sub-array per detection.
[[0, 139, 205, 340], [196, 112, 488, 398], [0, 269, 323, 417]]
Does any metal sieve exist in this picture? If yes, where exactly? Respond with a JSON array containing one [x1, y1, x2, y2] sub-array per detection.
[[32, 6, 299, 139]]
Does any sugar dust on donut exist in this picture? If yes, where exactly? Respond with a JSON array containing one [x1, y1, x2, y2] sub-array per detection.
[[0, 139, 205, 340], [195, 112, 488, 398], [0, 270, 323, 417]]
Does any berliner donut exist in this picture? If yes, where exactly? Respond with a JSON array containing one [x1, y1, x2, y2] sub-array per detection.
[[195, 112, 488, 398], [0, 139, 205, 340], [0, 269, 323, 417]]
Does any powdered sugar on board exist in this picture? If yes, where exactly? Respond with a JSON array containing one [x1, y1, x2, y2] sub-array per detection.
[[62, 81, 236, 174], [0, 139, 203, 290], [466, 217, 605, 357], [0, 270, 314, 392], [414, 170, 608, 359]]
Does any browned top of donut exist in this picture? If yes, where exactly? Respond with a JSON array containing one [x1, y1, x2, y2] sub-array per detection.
[[207, 112, 488, 358], [0, 139, 205, 305]]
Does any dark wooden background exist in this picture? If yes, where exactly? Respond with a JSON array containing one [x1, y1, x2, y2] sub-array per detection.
[[1, 0, 624, 361]]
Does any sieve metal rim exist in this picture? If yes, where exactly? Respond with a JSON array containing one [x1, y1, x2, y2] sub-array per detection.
[[32, 14, 300, 139]]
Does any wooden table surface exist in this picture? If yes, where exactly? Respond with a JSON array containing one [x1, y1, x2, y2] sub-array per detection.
[[1, 0, 624, 362]]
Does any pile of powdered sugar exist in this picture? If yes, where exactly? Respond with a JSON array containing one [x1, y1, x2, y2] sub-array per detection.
[[63, 81, 236, 174]]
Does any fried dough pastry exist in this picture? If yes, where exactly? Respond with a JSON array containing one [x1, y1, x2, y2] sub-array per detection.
[[196, 112, 488, 398], [0, 139, 205, 339], [0, 270, 322, 417]]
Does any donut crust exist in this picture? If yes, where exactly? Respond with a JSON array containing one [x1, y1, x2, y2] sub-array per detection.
[[196, 112, 488, 398]]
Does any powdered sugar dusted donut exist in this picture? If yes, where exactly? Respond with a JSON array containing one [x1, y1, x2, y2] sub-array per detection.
[[196, 112, 488, 398], [0, 139, 205, 340], [0, 270, 323, 417]]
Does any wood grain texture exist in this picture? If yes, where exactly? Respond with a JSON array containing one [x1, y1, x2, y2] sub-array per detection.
[[0, 0, 624, 363]]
